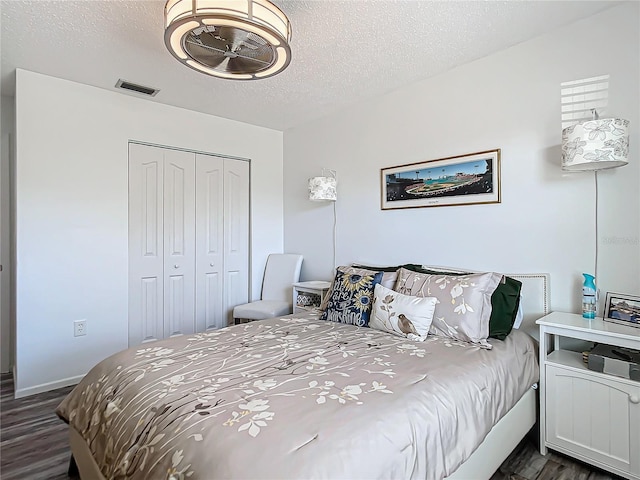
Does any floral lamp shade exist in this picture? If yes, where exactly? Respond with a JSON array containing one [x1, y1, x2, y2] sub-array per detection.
[[562, 118, 630, 171], [308, 176, 337, 201]]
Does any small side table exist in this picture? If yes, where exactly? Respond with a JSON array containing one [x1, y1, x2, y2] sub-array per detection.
[[537, 311, 640, 480], [292, 281, 331, 314]]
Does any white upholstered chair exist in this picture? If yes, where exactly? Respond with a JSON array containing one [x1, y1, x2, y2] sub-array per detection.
[[233, 254, 303, 324]]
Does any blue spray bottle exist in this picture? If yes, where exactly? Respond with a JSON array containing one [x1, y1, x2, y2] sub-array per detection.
[[582, 273, 597, 319]]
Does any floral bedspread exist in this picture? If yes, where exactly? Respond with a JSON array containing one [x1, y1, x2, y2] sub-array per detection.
[[56, 314, 538, 480]]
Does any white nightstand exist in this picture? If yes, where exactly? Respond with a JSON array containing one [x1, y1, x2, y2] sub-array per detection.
[[537, 312, 640, 480], [292, 281, 331, 314]]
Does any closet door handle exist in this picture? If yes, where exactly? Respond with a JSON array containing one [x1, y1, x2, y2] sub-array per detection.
[[630, 395, 640, 404], [174, 264, 180, 269], [210, 263, 215, 267]]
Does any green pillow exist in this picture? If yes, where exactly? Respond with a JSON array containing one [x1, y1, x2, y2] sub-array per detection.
[[489, 276, 522, 340], [406, 267, 522, 340]]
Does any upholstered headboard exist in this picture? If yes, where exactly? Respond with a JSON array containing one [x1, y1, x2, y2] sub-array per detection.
[[506, 273, 550, 342]]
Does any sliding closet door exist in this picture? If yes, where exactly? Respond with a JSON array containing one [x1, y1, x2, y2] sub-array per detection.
[[129, 143, 165, 344], [195, 154, 224, 331], [163, 149, 196, 337], [224, 159, 250, 326]]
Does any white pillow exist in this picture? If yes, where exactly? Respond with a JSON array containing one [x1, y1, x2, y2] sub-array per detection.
[[512, 295, 524, 329], [369, 284, 437, 341]]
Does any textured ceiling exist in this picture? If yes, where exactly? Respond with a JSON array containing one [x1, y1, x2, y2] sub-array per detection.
[[0, 0, 619, 131]]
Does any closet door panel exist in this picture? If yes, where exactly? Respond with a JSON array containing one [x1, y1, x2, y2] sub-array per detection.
[[139, 278, 162, 343], [128, 143, 164, 345], [224, 159, 249, 326], [195, 154, 224, 331], [163, 149, 196, 337], [166, 275, 186, 337]]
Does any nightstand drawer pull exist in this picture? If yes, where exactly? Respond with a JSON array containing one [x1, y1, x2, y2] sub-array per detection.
[[630, 395, 640, 404]]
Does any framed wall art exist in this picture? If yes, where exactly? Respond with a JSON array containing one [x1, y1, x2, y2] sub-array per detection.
[[603, 292, 640, 328], [381, 149, 501, 210]]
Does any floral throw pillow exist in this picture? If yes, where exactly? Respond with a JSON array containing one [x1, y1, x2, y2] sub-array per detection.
[[320, 270, 383, 327], [319, 266, 389, 311], [369, 284, 437, 341], [394, 268, 502, 349]]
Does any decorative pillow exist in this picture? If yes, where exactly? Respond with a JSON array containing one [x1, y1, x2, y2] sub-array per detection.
[[320, 270, 383, 326], [351, 264, 424, 289], [410, 266, 522, 340], [412, 265, 470, 275], [393, 268, 502, 349], [488, 276, 522, 339], [319, 266, 387, 311], [369, 284, 437, 341]]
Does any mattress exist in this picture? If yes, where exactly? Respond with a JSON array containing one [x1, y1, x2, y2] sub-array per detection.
[[56, 314, 538, 480]]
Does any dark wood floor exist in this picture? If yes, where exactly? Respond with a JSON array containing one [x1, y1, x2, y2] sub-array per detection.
[[490, 437, 619, 480], [0, 372, 621, 480], [0, 373, 75, 480]]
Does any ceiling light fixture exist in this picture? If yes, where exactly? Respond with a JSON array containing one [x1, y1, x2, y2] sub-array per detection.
[[164, 0, 292, 80]]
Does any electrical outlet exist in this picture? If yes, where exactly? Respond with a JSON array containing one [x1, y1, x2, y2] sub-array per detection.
[[74, 320, 87, 337]]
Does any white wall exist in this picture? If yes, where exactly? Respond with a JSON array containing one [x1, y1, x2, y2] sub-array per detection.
[[14, 70, 284, 397], [284, 3, 640, 315]]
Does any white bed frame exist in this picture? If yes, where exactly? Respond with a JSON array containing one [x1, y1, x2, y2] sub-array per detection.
[[68, 273, 550, 480]]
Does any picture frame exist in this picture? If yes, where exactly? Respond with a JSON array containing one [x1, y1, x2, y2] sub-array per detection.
[[603, 292, 640, 328], [380, 149, 501, 210]]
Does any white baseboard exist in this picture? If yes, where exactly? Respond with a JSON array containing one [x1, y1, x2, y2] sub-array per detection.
[[14, 373, 84, 399]]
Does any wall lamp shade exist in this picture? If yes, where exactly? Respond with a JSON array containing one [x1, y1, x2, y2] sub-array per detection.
[[309, 176, 337, 201], [164, 0, 292, 80], [562, 118, 630, 171]]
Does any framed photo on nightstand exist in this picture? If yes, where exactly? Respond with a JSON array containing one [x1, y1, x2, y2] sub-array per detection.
[[603, 292, 640, 328]]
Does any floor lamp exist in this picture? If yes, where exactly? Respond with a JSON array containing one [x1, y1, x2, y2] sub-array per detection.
[[561, 111, 630, 313], [308, 169, 337, 269]]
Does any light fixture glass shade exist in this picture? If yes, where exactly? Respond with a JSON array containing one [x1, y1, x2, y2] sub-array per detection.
[[562, 118, 630, 171], [164, 0, 292, 80], [308, 176, 337, 201]]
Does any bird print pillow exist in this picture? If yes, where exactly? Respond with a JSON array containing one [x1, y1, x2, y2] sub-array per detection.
[[369, 284, 437, 341]]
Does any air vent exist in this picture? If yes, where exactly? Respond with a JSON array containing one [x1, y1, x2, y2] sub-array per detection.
[[115, 79, 160, 97]]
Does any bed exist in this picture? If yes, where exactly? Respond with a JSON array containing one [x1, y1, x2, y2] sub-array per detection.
[[57, 270, 549, 480]]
